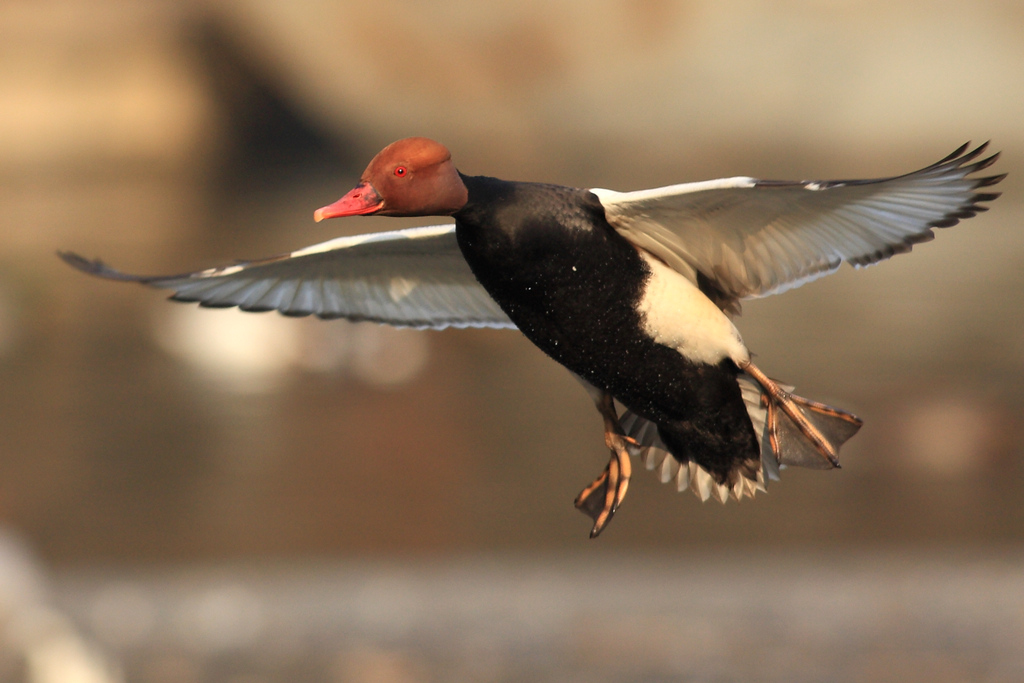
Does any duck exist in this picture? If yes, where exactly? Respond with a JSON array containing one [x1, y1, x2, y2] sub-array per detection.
[[60, 138, 1004, 537]]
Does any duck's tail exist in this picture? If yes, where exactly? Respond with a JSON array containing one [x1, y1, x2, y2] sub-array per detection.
[[617, 363, 862, 504]]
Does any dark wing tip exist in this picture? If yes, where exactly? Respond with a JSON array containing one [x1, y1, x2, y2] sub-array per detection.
[[924, 144, 1005, 231], [917, 142, 997, 178], [975, 173, 1007, 189], [57, 250, 148, 282], [969, 151, 1001, 174], [849, 145, 1003, 267], [57, 250, 101, 273], [934, 141, 973, 166]]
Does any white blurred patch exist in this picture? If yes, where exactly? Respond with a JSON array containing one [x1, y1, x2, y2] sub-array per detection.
[[388, 276, 417, 302], [153, 306, 303, 393], [0, 530, 120, 683], [173, 584, 264, 654], [24, 625, 120, 683], [153, 307, 430, 393], [897, 396, 1001, 477], [0, 530, 47, 614], [299, 321, 431, 387], [86, 584, 157, 649]]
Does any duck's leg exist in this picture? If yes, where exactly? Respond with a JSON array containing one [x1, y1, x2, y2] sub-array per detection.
[[574, 391, 637, 538]]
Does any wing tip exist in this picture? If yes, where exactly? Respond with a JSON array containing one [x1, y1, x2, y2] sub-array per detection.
[[930, 141, 972, 167], [57, 250, 149, 283], [922, 142, 1005, 232], [57, 250, 96, 272], [940, 141, 1003, 177], [975, 170, 1006, 187]]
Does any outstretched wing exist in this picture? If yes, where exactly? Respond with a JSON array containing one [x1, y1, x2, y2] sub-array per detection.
[[593, 143, 1004, 309], [60, 224, 515, 330]]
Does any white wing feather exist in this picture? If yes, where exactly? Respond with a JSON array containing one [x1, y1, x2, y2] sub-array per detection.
[[60, 224, 515, 330]]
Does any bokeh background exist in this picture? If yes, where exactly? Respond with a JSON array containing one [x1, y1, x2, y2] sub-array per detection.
[[2, 1, 1024, 681]]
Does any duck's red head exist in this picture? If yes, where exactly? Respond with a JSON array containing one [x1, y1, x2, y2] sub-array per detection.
[[314, 137, 468, 221]]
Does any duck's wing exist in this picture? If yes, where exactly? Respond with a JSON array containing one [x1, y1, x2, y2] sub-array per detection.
[[60, 224, 515, 330], [592, 143, 1004, 311]]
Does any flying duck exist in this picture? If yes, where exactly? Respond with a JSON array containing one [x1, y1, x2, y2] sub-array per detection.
[[60, 139, 1004, 537]]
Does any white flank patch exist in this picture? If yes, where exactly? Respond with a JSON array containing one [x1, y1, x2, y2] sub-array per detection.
[[636, 251, 749, 366]]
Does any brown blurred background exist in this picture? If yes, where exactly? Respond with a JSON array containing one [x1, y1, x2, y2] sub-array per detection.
[[1, 1, 1023, 681]]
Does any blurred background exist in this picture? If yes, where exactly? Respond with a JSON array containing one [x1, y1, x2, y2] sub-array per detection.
[[2, 0, 1024, 681]]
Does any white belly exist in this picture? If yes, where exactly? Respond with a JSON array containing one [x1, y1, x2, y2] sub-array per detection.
[[636, 251, 750, 366]]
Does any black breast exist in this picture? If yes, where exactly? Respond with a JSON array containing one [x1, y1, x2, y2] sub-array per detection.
[[454, 176, 649, 378]]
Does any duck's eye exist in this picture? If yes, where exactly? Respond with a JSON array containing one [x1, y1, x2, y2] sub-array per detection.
[[394, 166, 407, 177]]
